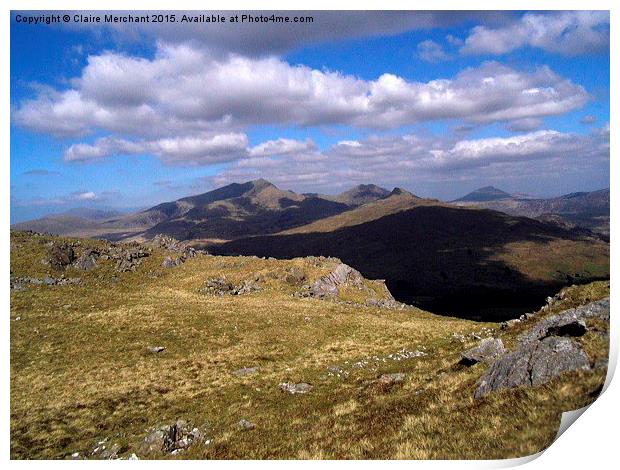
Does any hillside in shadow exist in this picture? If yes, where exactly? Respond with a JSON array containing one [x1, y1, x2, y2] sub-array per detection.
[[211, 205, 609, 321]]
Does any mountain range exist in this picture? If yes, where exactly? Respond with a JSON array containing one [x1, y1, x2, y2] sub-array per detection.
[[12, 179, 609, 319], [453, 186, 610, 236]]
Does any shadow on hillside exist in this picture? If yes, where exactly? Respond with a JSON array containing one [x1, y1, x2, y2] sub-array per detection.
[[210, 206, 609, 322]]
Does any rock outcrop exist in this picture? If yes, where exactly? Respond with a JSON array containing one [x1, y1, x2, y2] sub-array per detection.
[[139, 420, 206, 456], [459, 338, 506, 366], [475, 299, 609, 398], [301, 263, 365, 298], [475, 337, 590, 398]]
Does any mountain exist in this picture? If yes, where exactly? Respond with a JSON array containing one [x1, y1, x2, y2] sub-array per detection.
[[137, 179, 353, 241], [453, 186, 513, 202], [11, 208, 128, 236], [12, 180, 397, 242], [331, 184, 391, 206], [59, 207, 126, 220], [280, 188, 427, 235], [11, 215, 106, 237], [454, 188, 609, 236], [211, 204, 609, 320]]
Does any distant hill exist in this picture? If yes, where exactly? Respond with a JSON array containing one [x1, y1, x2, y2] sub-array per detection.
[[212, 205, 609, 320], [453, 186, 513, 202], [454, 188, 609, 236], [330, 184, 391, 206], [13, 180, 392, 241]]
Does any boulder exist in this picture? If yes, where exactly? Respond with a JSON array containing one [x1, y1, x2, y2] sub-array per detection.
[[139, 420, 204, 456], [238, 419, 255, 430], [162, 257, 182, 268], [74, 249, 99, 271], [475, 336, 590, 398], [459, 338, 506, 366], [302, 263, 365, 298], [49, 243, 75, 270], [284, 266, 306, 285]]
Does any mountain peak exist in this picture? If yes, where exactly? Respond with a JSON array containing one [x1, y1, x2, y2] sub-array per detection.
[[454, 186, 512, 202], [390, 187, 416, 198], [336, 184, 390, 206], [248, 178, 276, 191]]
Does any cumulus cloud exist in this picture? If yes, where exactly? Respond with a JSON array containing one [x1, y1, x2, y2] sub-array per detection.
[[248, 138, 317, 157], [461, 11, 609, 56], [417, 40, 450, 62], [209, 126, 609, 193], [14, 43, 589, 147], [64, 133, 250, 165]]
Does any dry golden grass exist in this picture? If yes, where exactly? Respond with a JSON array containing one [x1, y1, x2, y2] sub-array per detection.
[[10, 231, 609, 459]]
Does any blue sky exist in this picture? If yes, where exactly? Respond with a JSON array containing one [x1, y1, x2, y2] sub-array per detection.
[[10, 11, 610, 223]]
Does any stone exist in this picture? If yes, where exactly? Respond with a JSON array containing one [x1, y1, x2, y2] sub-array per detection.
[[148, 346, 166, 354], [233, 366, 259, 377], [139, 420, 204, 456], [301, 263, 365, 298], [327, 365, 348, 378], [475, 336, 590, 398], [279, 382, 314, 394], [49, 243, 75, 270], [162, 257, 181, 268], [238, 419, 255, 430], [74, 250, 99, 271], [284, 266, 306, 285], [99, 443, 122, 460], [518, 310, 591, 344], [201, 278, 234, 295], [459, 338, 506, 366]]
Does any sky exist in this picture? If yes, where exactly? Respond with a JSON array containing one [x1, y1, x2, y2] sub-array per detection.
[[10, 10, 610, 223]]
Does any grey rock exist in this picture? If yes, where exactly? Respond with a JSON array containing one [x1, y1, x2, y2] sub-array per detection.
[[139, 420, 204, 456], [279, 382, 313, 394], [99, 443, 122, 460], [233, 366, 259, 377], [517, 303, 605, 343], [49, 243, 75, 270], [301, 263, 365, 298], [475, 337, 590, 398], [327, 365, 349, 378], [284, 266, 306, 285], [238, 419, 255, 430], [460, 338, 506, 366], [378, 373, 406, 384], [162, 257, 182, 268], [147, 346, 166, 354], [74, 250, 98, 271]]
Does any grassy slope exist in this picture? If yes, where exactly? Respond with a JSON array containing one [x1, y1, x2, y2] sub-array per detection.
[[10, 232, 609, 459], [278, 192, 431, 235]]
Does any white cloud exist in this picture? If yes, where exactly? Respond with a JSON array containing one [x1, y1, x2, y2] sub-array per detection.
[[72, 191, 98, 201], [248, 138, 317, 157], [64, 133, 250, 165], [461, 11, 609, 56], [417, 40, 450, 62], [14, 43, 589, 148], [209, 126, 609, 193]]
